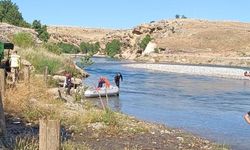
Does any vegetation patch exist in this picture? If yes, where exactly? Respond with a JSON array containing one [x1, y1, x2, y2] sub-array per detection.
[[18, 47, 68, 74], [105, 39, 121, 57], [32, 20, 50, 42], [44, 42, 62, 55], [139, 34, 152, 50], [0, 0, 30, 27], [13, 136, 38, 150], [80, 41, 100, 55], [57, 42, 80, 54], [12, 32, 35, 48]]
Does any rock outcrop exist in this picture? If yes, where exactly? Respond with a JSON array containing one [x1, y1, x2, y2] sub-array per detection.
[[0, 23, 40, 43]]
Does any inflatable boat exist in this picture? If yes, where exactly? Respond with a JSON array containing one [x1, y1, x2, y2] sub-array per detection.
[[84, 86, 119, 98]]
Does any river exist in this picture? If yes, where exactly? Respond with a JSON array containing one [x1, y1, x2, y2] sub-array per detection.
[[79, 57, 250, 150]]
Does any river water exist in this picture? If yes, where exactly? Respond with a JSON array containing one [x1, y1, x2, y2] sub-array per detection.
[[80, 57, 250, 150]]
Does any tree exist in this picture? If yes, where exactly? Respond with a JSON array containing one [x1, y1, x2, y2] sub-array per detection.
[[32, 20, 50, 42], [32, 20, 41, 30], [105, 39, 121, 57], [0, 0, 29, 27], [139, 34, 152, 50], [57, 42, 80, 54], [80, 41, 100, 55], [181, 15, 187, 19], [175, 14, 180, 19]]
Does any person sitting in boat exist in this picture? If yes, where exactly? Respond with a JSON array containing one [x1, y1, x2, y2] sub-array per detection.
[[114, 72, 123, 88], [97, 77, 110, 88]]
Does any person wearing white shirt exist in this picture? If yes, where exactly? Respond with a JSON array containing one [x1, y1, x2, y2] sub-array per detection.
[[10, 50, 20, 83]]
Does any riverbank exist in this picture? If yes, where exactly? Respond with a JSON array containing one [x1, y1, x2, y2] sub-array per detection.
[[1, 46, 229, 149], [123, 63, 250, 80], [3, 75, 228, 149]]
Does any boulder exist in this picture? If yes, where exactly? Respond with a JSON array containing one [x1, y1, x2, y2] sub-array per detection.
[[142, 42, 157, 55]]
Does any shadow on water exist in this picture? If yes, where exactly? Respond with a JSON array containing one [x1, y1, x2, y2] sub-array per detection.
[[81, 57, 250, 150]]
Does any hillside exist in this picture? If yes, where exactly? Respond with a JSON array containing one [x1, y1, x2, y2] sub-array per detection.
[[1, 19, 250, 67], [47, 19, 250, 66]]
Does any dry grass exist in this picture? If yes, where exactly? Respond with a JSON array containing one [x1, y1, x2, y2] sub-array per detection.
[[157, 19, 250, 56], [3, 75, 228, 150], [17, 47, 74, 74], [4, 75, 150, 135]]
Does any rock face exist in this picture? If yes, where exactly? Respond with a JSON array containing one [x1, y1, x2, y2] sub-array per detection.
[[142, 42, 157, 55], [0, 23, 40, 43]]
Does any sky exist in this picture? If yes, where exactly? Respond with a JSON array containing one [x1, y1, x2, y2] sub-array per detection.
[[11, 0, 250, 29]]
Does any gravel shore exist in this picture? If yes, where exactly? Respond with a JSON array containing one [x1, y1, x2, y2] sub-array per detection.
[[124, 63, 250, 80]]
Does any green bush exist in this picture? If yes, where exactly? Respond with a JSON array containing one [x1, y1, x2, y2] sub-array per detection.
[[105, 39, 121, 57], [139, 34, 152, 50], [12, 32, 35, 48], [80, 41, 100, 55], [77, 55, 94, 68], [32, 20, 50, 42], [44, 42, 62, 55], [57, 42, 80, 54]]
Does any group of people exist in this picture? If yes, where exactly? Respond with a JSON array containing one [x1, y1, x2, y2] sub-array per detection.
[[63, 72, 123, 95], [97, 72, 123, 89]]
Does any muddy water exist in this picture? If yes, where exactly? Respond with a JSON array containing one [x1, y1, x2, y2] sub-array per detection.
[[80, 57, 250, 150]]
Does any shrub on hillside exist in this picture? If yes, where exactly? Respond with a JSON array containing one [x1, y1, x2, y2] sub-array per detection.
[[12, 32, 35, 48], [32, 20, 50, 42], [139, 34, 152, 50], [57, 42, 80, 54], [105, 39, 121, 57], [44, 42, 62, 55], [80, 41, 100, 55]]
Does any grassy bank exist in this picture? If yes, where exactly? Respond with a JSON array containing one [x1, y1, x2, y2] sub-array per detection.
[[17, 47, 74, 75], [2, 44, 229, 149], [3, 75, 229, 150]]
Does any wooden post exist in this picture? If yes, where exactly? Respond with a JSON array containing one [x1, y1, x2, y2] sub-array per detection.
[[0, 69, 6, 137], [0, 69, 5, 95], [24, 66, 30, 83], [44, 66, 48, 86], [39, 119, 61, 150]]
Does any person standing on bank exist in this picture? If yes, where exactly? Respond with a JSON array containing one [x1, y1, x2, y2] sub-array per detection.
[[10, 50, 20, 83], [114, 72, 123, 88], [64, 72, 72, 95]]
